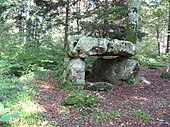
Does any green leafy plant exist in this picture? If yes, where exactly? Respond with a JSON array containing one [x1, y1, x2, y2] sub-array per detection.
[[94, 109, 119, 122], [160, 72, 170, 80], [146, 58, 166, 69], [61, 92, 97, 108], [129, 110, 151, 121], [80, 107, 93, 116], [0, 103, 20, 123]]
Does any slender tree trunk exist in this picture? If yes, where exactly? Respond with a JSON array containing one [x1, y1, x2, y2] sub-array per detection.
[[76, 1, 80, 34], [126, 0, 140, 43], [101, 0, 109, 38], [64, 0, 69, 50], [156, 28, 161, 55], [166, 8, 170, 53]]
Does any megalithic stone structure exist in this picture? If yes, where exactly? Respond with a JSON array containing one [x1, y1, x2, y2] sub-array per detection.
[[66, 36, 139, 85]]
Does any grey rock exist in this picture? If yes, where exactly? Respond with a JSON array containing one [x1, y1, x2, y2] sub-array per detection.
[[138, 76, 151, 84], [67, 36, 138, 85], [84, 82, 114, 91], [74, 36, 109, 58], [0, 96, 4, 101], [68, 36, 136, 58], [106, 39, 136, 57], [68, 58, 85, 84], [67, 35, 84, 57], [92, 57, 140, 85]]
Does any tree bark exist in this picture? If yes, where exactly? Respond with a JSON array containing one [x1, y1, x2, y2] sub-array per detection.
[[126, 0, 140, 43], [76, 0, 80, 34], [156, 28, 161, 55], [64, 0, 69, 50], [166, 8, 170, 53]]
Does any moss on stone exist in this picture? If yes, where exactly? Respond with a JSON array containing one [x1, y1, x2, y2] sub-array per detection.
[[62, 92, 97, 108]]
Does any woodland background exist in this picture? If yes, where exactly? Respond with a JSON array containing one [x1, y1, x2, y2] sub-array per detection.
[[0, 0, 170, 126]]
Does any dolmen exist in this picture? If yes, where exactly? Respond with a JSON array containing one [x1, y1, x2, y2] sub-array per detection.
[[66, 35, 139, 87]]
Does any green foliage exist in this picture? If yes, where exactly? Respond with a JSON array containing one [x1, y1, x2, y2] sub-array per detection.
[[97, 6, 127, 21], [0, 103, 20, 123], [134, 54, 168, 69], [125, 27, 137, 43], [0, 76, 23, 105], [53, 53, 71, 90], [139, 0, 169, 56], [160, 72, 170, 79], [129, 110, 151, 121], [0, 74, 44, 126], [62, 92, 97, 108], [94, 109, 119, 122], [0, 60, 24, 76], [79, 107, 93, 116], [147, 60, 166, 69], [0, 21, 69, 89], [156, 53, 170, 63], [78, 1, 128, 40], [0, 23, 64, 76]]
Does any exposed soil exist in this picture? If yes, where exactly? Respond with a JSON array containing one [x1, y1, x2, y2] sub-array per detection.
[[33, 68, 170, 127]]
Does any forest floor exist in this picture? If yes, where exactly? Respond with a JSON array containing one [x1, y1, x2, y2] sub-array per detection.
[[33, 68, 170, 127]]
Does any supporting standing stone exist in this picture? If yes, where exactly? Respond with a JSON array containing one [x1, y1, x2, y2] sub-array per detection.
[[68, 58, 85, 84]]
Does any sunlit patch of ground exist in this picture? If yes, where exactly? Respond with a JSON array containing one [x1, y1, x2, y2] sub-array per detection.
[[30, 68, 170, 126]]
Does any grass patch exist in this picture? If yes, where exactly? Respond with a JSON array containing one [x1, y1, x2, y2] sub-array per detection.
[[94, 109, 120, 122], [129, 110, 151, 121], [0, 75, 47, 126]]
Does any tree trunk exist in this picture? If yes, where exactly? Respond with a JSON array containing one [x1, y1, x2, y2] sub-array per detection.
[[102, 0, 109, 38], [156, 28, 161, 55], [166, 8, 170, 53], [126, 0, 140, 43], [64, 0, 69, 50], [76, 1, 80, 34]]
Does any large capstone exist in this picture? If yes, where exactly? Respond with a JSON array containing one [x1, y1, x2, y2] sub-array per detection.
[[92, 57, 140, 85], [68, 58, 85, 84], [68, 35, 136, 58]]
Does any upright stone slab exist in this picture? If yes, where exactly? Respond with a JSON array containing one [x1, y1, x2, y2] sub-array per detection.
[[68, 58, 85, 84]]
